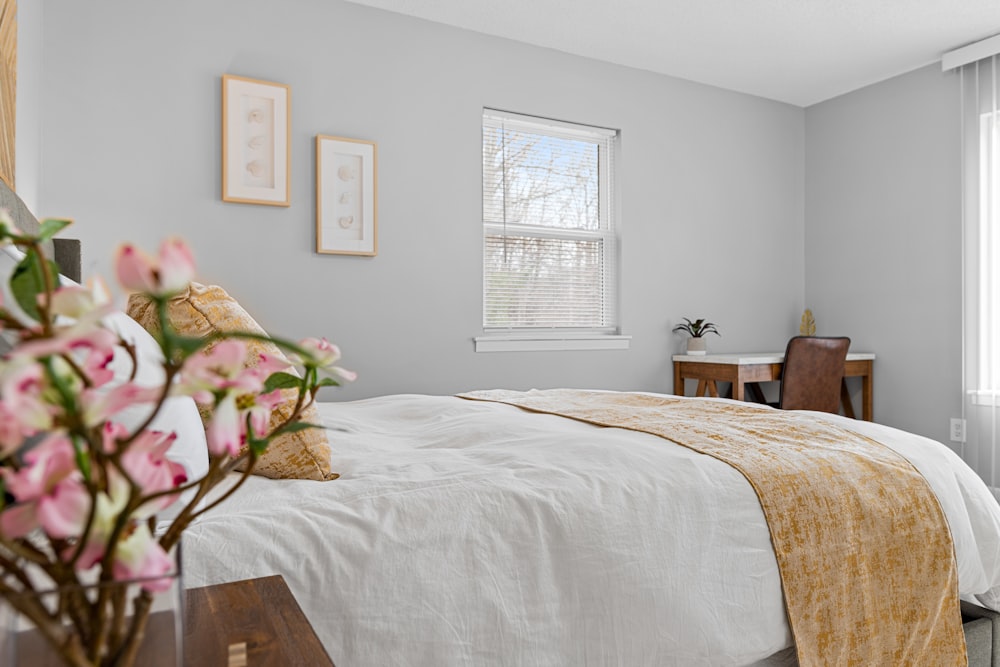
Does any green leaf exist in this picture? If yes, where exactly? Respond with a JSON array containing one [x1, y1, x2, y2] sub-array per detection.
[[37, 218, 72, 241], [170, 335, 209, 356], [248, 435, 270, 456], [10, 252, 59, 321], [275, 421, 325, 436], [70, 435, 92, 483], [314, 377, 341, 389], [263, 372, 303, 393]]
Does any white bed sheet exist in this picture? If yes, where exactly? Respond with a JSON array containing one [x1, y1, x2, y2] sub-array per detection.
[[181, 393, 1000, 666]]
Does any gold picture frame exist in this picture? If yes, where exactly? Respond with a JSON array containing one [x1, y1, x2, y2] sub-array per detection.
[[316, 135, 378, 256], [0, 0, 16, 189], [222, 74, 290, 206]]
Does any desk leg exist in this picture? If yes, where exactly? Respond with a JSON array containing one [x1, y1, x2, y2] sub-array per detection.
[[695, 380, 719, 398], [862, 371, 873, 422], [673, 363, 683, 396], [732, 370, 745, 401], [840, 380, 856, 420]]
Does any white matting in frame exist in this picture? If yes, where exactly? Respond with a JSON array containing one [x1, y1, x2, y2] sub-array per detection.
[[222, 74, 290, 206], [316, 135, 378, 256]]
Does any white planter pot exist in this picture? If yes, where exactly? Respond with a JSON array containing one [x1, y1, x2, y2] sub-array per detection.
[[686, 337, 707, 355]]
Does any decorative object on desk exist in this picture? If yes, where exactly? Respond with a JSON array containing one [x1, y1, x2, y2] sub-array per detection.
[[800, 309, 816, 336], [0, 214, 354, 667], [672, 317, 720, 356]]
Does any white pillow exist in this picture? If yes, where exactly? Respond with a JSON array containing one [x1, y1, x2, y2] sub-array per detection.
[[0, 244, 209, 519], [101, 311, 209, 519]]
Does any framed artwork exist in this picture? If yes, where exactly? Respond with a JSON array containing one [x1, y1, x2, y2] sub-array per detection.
[[316, 135, 378, 256], [0, 0, 16, 188], [222, 74, 290, 206]]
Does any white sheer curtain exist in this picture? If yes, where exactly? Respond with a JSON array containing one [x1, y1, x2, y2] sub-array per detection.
[[954, 47, 1000, 491]]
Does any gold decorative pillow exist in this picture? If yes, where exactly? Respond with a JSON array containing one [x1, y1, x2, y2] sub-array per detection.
[[127, 282, 337, 481]]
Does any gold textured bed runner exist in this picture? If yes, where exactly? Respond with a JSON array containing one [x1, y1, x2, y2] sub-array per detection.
[[458, 389, 966, 666]]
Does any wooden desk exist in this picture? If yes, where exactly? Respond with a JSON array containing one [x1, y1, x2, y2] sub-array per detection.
[[185, 575, 334, 666], [672, 352, 875, 421]]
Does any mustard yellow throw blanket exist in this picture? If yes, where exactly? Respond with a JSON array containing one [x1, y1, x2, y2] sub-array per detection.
[[459, 389, 966, 666]]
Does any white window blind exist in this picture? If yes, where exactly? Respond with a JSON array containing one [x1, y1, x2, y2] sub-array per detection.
[[482, 110, 618, 335]]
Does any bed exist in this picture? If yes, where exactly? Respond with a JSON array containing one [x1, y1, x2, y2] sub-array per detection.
[[4, 178, 1000, 665], [180, 392, 1000, 667]]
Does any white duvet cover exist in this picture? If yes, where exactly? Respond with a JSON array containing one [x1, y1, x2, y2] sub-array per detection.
[[181, 393, 1000, 666]]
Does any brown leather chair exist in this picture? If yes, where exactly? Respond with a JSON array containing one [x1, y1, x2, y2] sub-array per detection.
[[776, 336, 851, 413]]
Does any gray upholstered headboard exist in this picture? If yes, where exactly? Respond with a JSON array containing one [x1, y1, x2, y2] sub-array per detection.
[[0, 178, 81, 282]]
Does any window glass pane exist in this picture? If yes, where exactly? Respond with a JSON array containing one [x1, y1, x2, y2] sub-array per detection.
[[982, 112, 1000, 389], [483, 126, 600, 231], [482, 110, 616, 334], [485, 234, 605, 328]]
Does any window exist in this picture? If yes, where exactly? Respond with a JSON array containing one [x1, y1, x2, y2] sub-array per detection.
[[953, 47, 1000, 486], [978, 109, 1000, 398], [476, 109, 627, 352]]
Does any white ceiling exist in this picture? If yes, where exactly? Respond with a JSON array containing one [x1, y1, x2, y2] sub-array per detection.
[[346, 0, 1000, 107]]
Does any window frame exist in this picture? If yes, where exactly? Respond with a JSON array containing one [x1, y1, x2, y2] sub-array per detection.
[[475, 109, 629, 352]]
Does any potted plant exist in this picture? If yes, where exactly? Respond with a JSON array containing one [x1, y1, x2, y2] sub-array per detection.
[[673, 317, 720, 355]]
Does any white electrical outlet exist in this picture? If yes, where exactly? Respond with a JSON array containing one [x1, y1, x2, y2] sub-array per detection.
[[950, 418, 967, 443]]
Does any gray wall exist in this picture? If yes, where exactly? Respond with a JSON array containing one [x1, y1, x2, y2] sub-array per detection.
[[29, 0, 806, 401], [804, 64, 961, 445], [13, 0, 41, 209]]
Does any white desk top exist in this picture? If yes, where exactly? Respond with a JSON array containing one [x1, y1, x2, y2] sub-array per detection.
[[671, 352, 875, 364]]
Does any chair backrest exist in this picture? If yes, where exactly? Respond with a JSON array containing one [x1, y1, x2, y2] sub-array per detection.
[[778, 336, 851, 414]]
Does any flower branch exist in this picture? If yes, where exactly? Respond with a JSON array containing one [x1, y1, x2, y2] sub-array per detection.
[[0, 220, 353, 666]]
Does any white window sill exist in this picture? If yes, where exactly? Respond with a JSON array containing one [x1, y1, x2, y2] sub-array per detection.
[[969, 390, 1000, 407], [474, 334, 631, 353]]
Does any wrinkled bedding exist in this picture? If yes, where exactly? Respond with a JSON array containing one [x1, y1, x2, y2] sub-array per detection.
[[182, 393, 1000, 666]]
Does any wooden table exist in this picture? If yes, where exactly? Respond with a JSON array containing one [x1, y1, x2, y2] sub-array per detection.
[[185, 575, 334, 666], [672, 351, 875, 421]]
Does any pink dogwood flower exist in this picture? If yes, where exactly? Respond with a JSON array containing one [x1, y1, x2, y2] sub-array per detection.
[[0, 401, 28, 457], [115, 238, 195, 296], [102, 422, 187, 514], [0, 356, 55, 434], [49, 285, 104, 320], [72, 476, 175, 590], [79, 382, 162, 427], [296, 337, 357, 383], [256, 352, 295, 376], [176, 340, 266, 404], [15, 319, 120, 390], [245, 388, 284, 439], [206, 393, 242, 457], [205, 388, 284, 457], [0, 434, 90, 539], [0, 208, 23, 240], [112, 523, 176, 592]]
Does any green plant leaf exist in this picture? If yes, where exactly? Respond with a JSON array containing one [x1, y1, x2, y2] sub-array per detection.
[[37, 218, 72, 241], [169, 335, 209, 356], [278, 421, 325, 434], [247, 435, 270, 456], [10, 252, 59, 321], [314, 377, 341, 389], [263, 372, 303, 393]]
